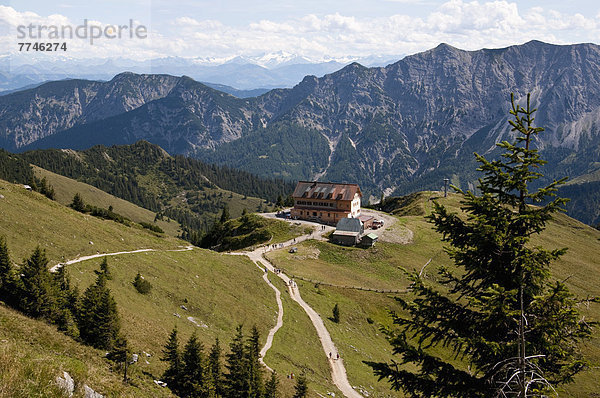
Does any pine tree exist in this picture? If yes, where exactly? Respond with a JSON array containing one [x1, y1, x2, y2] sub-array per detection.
[[332, 304, 340, 323], [107, 335, 130, 382], [264, 371, 279, 398], [18, 247, 58, 320], [70, 192, 86, 212], [94, 257, 112, 280], [292, 373, 308, 398], [161, 327, 182, 394], [53, 266, 80, 338], [366, 94, 593, 397], [77, 273, 121, 350], [246, 326, 264, 398], [181, 333, 207, 397], [224, 325, 249, 398], [208, 337, 223, 397], [0, 236, 16, 306], [220, 205, 230, 224]]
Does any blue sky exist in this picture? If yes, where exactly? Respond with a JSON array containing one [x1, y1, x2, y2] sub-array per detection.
[[1, 0, 599, 61]]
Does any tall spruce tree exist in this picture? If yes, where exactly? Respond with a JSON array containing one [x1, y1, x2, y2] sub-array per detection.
[[70, 192, 86, 212], [18, 247, 58, 320], [208, 337, 223, 398], [220, 205, 230, 224], [77, 272, 121, 350], [246, 326, 264, 398], [366, 94, 593, 397], [181, 333, 207, 398], [95, 257, 112, 280], [332, 304, 340, 323], [224, 325, 249, 398], [264, 371, 279, 398], [161, 327, 182, 394], [53, 266, 80, 338], [0, 236, 16, 305], [292, 373, 308, 398], [107, 335, 130, 382]]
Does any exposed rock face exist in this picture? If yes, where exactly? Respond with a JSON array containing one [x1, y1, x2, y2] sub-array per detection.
[[0, 73, 180, 150], [2, 41, 600, 197]]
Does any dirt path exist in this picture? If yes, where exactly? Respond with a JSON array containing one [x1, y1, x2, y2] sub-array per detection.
[[256, 263, 283, 373], [49, 245, 194, 272], [243, 220, 363, 398]]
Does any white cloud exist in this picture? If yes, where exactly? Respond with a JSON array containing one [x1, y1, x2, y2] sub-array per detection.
[[1, 1, 598, 62]]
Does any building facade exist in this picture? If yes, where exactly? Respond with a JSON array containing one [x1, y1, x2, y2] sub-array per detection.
[[290, 181, 362, 224]]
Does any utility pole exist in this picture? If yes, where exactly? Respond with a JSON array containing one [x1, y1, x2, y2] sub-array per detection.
[[443, 178, 449, 198]]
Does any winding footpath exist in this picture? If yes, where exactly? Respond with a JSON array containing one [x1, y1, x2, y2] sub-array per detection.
[[256, 265, 284, 373], [242, 223, 363, 398]]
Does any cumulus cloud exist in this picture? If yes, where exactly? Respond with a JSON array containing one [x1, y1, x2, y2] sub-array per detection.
[[0, 1, 598, 62]]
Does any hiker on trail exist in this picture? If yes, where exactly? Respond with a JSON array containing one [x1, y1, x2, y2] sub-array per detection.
[[329, 352, 332, 359], [337, 353, 340, 360], [265, 267, 268, 273]]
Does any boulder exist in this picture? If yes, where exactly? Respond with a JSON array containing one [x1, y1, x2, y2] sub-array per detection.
[[84, 384, 104, 398], [56, 371, 74, 397]]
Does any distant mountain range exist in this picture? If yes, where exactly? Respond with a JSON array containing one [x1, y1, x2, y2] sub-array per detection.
[[1, 40, 599, 225], [0, 52, 401, 93]]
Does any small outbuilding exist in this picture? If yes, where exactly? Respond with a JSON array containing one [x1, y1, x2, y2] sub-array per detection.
[[336, 217, 364, 235], [331, 230, 360, 246], [361, 233, 379, 247], [358, 215, 374, 229]]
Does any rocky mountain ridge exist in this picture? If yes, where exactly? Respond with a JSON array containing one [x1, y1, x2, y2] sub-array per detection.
[[1, 41, 599, 213]]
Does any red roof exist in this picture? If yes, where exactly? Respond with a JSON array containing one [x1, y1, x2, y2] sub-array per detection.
[[292, 181, 362, 201]]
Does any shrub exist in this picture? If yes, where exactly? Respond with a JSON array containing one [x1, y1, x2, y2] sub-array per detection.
[[132, 273, 152, 294]]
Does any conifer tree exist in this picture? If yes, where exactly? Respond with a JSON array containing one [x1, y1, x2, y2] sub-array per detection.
[[0, 236, 16, 305], [367, 94, 593, 397], [292, 373, 308, 398], [18, 247, 58, 320], [208, 337, 223, 398], [246, 326, 264, 398], [107, 335, 130, 382], [53, 266, 80, 338], [264, 371, 279, 398], [181, 333, 207, 397], [70, 192, 86, 212], [94, 257, 112, 280], [220, 205, 230, 224], [161, 327, 182, 394], [332, 304, 340, 323], [78, 273, 121, 350], [224, 325, 249, 398]]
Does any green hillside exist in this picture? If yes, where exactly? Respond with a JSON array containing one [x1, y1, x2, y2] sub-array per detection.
[[0, 179, 182, 264], [0, 179, 334, 397], [266, 192, 600, 397], [0, 303, 177, 397], [20, 141, 295, 239], [33, 165, 181, 237]]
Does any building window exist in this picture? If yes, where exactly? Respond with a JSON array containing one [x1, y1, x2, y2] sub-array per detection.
[[313, 211, 317, 216], [328, 213, 330, 217]]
